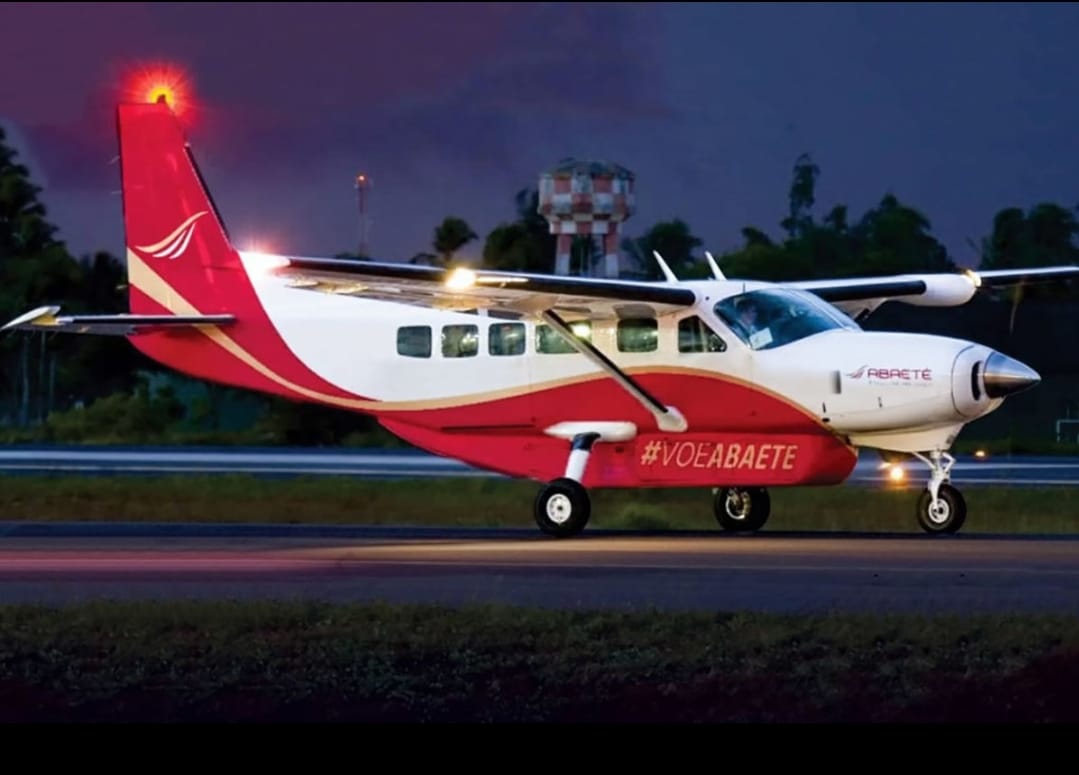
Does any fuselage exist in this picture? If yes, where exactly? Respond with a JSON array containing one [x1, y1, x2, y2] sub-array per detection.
[[239, 258, 1004, 428], [126, 254, 1014, 489]]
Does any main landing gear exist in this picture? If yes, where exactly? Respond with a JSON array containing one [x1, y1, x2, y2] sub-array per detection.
[[911, 450, 967, 534], [712, 487, 771, 533], [534, 432, 776, 538], [534, 433, 599, 538]]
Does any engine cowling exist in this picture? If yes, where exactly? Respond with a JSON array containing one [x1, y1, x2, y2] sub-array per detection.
[[950, 343, 995, 418]]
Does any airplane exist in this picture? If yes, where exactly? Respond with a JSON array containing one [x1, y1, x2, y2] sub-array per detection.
[[4, 93, 1079, 539]]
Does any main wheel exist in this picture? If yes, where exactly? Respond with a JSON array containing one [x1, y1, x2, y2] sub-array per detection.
[[916, 483, 967, 534], [534, 477, 591, 538], [713, 487, 771, 532]]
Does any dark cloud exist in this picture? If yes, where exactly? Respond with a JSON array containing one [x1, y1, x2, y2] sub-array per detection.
[[3, 3, 1079, 266], [8, 2, 671, 192]]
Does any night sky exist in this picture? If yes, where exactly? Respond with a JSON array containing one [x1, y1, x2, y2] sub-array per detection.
[[2, 2, 1077, 271]]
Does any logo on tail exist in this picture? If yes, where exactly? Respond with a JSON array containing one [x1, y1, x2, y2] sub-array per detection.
[[133, 210, 208, 260]]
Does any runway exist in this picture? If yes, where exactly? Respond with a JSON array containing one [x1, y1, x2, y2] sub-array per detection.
[[2, 523, 1079, 614], [2, 445, 1079, 485]]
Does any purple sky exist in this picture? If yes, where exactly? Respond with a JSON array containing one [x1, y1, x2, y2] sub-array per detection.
[[2, 2, 1078, 271]]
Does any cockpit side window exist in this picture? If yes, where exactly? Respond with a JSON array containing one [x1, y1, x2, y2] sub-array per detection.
[[678, 315, 727, 353]]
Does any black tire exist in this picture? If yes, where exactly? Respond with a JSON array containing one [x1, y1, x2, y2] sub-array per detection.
[[713, 487, 771, 532], [916, 483, 967, 534], [534, 477, 591, 538]]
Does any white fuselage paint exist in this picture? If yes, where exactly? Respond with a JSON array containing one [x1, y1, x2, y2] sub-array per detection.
[[239, 254, 1010, 453]]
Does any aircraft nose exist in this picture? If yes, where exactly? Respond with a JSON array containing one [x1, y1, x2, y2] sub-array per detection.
[[982, 351, 1041, 398]]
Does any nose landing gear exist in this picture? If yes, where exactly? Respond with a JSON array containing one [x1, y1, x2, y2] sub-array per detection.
[[911, 450, 967, 534]]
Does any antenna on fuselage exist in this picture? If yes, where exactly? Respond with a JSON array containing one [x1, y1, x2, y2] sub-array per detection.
[[652, 250, 678, 283], [704, 251, 726, 280]]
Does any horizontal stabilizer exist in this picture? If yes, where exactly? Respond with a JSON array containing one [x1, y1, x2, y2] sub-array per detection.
[[1, 306, 235, 336]]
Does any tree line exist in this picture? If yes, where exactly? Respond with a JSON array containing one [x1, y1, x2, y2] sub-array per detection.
[[2, 126, 1077, 444]]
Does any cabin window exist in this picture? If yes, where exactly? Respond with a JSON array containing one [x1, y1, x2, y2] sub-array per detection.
[[397, 326, 432, 358], [489, 322, 526, 356], [536, 321, 591, 354], [617, 318, 658, 352], [678, 316, 727, 353], [441, 324, 479, 357]]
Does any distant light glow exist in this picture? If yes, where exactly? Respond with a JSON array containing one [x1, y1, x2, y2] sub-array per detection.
[[888, 465, 905, 482], [974, 449, 987, 459]]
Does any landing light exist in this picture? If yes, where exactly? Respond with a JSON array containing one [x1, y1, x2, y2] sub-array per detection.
[[446, 267, 477, 290], [239, 250, 289, 275]]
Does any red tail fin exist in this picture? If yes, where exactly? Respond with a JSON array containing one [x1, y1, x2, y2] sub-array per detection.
[[117, 100, 239, 315], [114, 100, 364, 406]]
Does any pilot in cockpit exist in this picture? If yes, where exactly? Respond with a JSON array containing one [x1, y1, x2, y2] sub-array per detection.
[[735, 297, 761, 334]]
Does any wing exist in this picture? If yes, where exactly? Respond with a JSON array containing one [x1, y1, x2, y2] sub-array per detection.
[[1, 306, 235, 336], [789, 266, 1079, 320], [267, 255, 697, 432], [266, 255, 697, 319]]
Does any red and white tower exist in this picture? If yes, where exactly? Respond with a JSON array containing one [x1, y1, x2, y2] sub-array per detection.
[[538, 159, 635, 277]]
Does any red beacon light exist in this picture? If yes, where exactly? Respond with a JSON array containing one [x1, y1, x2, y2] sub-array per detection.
[[122, 64, 194, 119], [146, 83, 178, 110]]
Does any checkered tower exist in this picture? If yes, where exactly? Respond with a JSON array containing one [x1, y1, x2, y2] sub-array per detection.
[[538, 158, 636, 277]]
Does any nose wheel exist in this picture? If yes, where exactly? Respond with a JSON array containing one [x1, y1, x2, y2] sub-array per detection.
[[916, 483, 966, 534], [912, 450, 967, 534]]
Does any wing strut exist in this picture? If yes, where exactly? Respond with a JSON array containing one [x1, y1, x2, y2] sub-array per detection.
[[540, 309, 688, 433]]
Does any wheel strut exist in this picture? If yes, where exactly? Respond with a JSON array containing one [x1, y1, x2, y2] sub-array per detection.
[[912, 450, 955, 511], [911, 449, 966, 534], [533, 432, 600, 538]]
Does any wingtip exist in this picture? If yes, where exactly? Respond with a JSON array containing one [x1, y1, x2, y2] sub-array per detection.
[[1, 305, 61, 332]]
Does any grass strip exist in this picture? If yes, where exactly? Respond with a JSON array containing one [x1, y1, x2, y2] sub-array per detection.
[[1, 475, 1078, 533], [0, 600, 1077, 721]]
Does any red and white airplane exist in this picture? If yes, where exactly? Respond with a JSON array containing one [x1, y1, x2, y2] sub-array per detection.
[[5, 95, 1078, 538]]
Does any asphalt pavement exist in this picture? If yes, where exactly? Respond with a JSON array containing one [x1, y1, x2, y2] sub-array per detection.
[[1, 522, 1078, 614]]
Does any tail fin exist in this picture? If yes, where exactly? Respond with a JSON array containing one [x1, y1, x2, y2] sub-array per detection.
[[1, 106, 242, 337], [117, 99, 241, 316], [112, 99, 363, 405]]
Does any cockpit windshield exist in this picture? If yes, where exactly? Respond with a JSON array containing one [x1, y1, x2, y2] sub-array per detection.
[[714, 288, 860, 351]]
